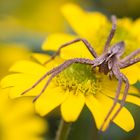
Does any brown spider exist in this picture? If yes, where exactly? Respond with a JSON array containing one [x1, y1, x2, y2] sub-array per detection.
[[21, 15, 140, 130]]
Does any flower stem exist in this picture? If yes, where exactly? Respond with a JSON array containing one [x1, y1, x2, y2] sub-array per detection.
[[55, 119, 71, 140]]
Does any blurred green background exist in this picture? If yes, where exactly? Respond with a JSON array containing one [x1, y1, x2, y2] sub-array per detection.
[[0, 0, 140, 140], [0, 0, 140, 50]]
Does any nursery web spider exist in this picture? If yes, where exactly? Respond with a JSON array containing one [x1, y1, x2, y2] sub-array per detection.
[[21, 15, 140, 130]]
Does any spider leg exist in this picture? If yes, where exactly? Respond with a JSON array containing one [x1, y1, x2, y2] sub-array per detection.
[[100, 72, 123, 131], [110, 74, 129, 123], [21, 58, 93, 96], [103, 15, 117, 52], [33, 58, 94, 102], [120, 57, 140, 69], [120, 49, 140, 63], [21, 65, 63, 95], [44, 38, 98, 65]]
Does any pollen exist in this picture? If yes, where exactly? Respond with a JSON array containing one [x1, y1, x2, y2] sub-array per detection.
[[54, 63, 102, 95]]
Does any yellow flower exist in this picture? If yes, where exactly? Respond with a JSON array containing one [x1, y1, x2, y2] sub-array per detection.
[[0, 88, 47, 140], [0, 45, 47, 140], [1, 53, 140, 132], [0, 0, 93, 34], [42, 3, 140, 84], [0, 44, 30, 79]]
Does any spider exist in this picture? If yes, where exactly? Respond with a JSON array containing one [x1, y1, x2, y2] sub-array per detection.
[[21, 15, 140, 131]]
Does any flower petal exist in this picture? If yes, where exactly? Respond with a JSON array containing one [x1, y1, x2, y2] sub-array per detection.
[[102, 76, 140, 107], [35, 88, 69, 116], [61, 92, 85, 122], [124, 95, 140, 106], [42, 33, 94, 60], [32, 53, 64, 69], [61, 4, 109, 41], [86, 94, 134, 131], [103, 89, 140, 107], [42, 33, 77, 51], [1, 73, 51, 98], [102, 75, 139, 96], [9, 60, 47, 76], [121, 65, 140, 84]]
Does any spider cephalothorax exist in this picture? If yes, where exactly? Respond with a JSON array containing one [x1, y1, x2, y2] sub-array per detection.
[[21, 15, 140, 130], [93, 41, 125, 75]]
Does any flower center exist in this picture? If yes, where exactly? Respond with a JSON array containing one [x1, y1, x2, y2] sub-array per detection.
[[54, 63, 102, 95]]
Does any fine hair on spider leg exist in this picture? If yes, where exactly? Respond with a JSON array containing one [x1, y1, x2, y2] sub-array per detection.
[[43, 38, 98, 65], [103, 15, 117, 53], [21, 58, 94, 102], [20, 15, 140, 131]]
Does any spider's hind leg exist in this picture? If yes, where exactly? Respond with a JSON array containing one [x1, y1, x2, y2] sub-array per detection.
[[100, 73, 123, 131], [21, 65, 62, 95], [100, 72, 129, 131], [110, 74, 129, 123]]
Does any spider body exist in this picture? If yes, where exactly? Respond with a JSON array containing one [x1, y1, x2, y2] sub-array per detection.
[[21, 16, 140, 131], [93, 41, 124, 75]]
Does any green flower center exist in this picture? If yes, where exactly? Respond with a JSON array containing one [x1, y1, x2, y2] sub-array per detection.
[[54, 63, 102, 95]]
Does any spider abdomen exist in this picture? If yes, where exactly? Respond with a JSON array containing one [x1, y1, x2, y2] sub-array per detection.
[[99, 61, 110, 75]]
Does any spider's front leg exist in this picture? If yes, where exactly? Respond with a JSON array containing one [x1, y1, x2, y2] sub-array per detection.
[[33, 58, 94, 102], [21, 65, 63, 95], [21, 59, 79, 95], [44, 38, 98, 64], [21, 58, 94, 99]]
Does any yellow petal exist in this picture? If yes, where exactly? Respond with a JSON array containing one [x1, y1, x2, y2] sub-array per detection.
[[32, 53, 64, 66], [42, 33, 77, 51], [31, 53, 51, 64], [124, 95, 140, 106], [42, 33, 94, 60], [121, 65, 140, 84], [103, 89, 140, 107], [102, 75, 139, 96], [35, 88, 69, 116], [0, 88, 47, 140], [86, 94, 134, 131], [1, 73, 51, 98], [61, 4, 109, 41], [9, 60, 47, 76], [95, 94, 134, 132], [1, 74, 37, 87], [61, 92, 85, 122]]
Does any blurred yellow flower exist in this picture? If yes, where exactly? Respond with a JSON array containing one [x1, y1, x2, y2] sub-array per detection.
[[42, 3, 140, 84], [0, 45, 47, 140], [0, 44, 30, 79], [1, 3, 140, 134], [0, 88, 47, 140], [1, 53, 140, 132], [0, 0, 93, 34]]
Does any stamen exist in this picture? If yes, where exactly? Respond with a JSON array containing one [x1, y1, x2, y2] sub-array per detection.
[[54, 63, 102, 95]]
